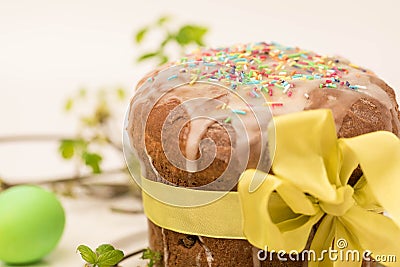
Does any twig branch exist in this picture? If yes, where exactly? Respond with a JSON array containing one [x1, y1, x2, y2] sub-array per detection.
[[0, 134, 72, 143], [105, 136, 123, 152], [116, 248, 146, 266], [0, 133, 123, 152], [2, 167, 128, 188]]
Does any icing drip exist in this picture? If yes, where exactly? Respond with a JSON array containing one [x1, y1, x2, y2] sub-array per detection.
[[185, 118, 215, 172], [198, 236, 214, 267], [179, 92, 229, 172], [195, 251, 202, 267], [161, 228, 169, 267]]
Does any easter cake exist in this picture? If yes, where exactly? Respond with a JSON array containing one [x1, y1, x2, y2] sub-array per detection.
[[126, 42, 400, 266]]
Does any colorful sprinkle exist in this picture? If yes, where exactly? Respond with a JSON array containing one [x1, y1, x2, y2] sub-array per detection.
[[189, 75, 198, 85], [156, 42, 374, 119], [265, 102, 284, 108], [167, 74, 178, 81], [231, 109, 247, 115], [349, 85, 367, 90]]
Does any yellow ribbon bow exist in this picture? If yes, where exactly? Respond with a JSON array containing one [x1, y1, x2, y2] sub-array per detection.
[[140, 109, 400, 266], [239, 109, 400, 266]]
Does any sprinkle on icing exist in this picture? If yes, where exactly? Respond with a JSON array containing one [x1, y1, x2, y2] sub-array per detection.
[[167, 74, 178, 81], [159, 42, 373, 115]]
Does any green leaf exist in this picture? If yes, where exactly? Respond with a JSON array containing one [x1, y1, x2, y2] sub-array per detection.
[[135, 27, 148, 44], [137, 52, 159, 62], [97, 250, 124, 267], [77, 245, 98, 264], [79, 88, 87, 98], [82, 152, 103, 174], [142, 248, 162, 267], [116, 88, 126, 100], [158, 54, 169, 66], [65, 98, 74, 111], [59, 139, 87, 159], [59, 139, 75, 159], [175, 25, 208, 46], [94, 101, 110, 124], [156, 16, 170, 26], [81, 116, 97, 126], [160, 35, 172, 48], [96, 244, 115, 255]]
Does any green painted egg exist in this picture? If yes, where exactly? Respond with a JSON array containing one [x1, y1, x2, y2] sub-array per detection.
[[0, 185, 65, 264]]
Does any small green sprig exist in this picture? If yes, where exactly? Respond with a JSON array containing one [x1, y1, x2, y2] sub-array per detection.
[[77, 245, 162, 267], [59, 138, 103, 174], [77, 244, 124, 267], [60, 88, 127, 175], [0, 88, 129, 194], [135, 15, 208, 65], [141, 248, 162, 267]]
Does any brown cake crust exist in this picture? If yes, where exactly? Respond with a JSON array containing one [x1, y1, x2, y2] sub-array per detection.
[[127, 43, 398, 266]]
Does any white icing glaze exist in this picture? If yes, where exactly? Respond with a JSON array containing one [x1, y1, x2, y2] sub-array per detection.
[[198, 236, 214, 267], [127, 42, 399, 188], [161, 228, 169, 267]]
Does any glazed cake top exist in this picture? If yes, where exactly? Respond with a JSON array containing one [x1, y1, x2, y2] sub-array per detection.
[[127, 42, 399, 183]]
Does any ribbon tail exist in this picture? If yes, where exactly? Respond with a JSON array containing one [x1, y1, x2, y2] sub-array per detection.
[[309, 215, 335, 267], [332, 220, 363, 267], [340, 205, 400, 267], [339, 131, 400, 227]]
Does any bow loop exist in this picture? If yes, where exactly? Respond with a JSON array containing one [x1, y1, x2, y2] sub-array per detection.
[[267, 109, 340, 202]]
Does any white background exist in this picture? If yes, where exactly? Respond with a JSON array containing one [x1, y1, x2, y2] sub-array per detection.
[[0, 0, 399, 266]]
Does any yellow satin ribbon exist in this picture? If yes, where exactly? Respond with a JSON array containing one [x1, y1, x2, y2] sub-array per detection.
[[142, 109, 400, 267], [142, 179, 245, 239]]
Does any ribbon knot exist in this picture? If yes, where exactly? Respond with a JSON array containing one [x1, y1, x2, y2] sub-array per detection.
[[320, 185, 355, 217], [238, 109, 400, 267]]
